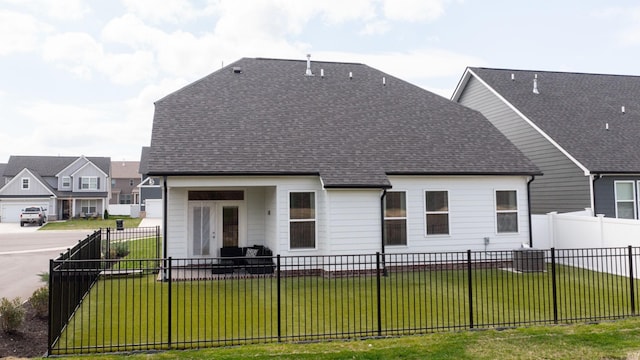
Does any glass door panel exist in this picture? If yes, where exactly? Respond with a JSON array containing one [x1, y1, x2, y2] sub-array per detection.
[[222, 206, 239, 247]]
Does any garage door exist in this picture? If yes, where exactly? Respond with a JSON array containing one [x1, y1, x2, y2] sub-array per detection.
[[145, 199, 163, 218], [1, 202, 49, 223]]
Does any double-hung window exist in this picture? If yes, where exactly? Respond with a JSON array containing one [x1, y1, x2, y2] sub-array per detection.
[[384, 192, 407, 246], [80, 200, 97, 214], [81, 176, 98, 190], [425, 191, 449, 235], [62, 176, 71, 188], [289, 192, 316, 249], [21, 178, 29, 190], [496, 190, 518, 233], [615, 181, 636, 219]]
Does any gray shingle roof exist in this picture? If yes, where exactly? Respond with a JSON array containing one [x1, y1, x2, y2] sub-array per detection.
[[148, 58, 539, 187], [468, 67, 640, 174], [139, 146, 150, 176], [4, 156, 111, 177]]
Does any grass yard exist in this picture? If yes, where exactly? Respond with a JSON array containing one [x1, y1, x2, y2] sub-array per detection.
[[52, 317, 640, 359], [51, 263, 639, 355], [43, 216, 142, 230]]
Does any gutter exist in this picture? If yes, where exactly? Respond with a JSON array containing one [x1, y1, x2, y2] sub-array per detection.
[[527, 175, 535, 247]]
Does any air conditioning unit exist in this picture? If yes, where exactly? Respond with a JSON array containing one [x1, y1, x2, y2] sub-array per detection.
[[512, 249, 545, 272]]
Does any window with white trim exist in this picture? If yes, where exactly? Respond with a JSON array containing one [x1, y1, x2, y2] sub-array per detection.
[[80, 200, 98, 214], [425, 191, 449, 235], [289, 192, 316, 249], [615, 181, 636, 219], [496, 190, 518, 233], [81, 176, 98, 190], [62, 176, 71, 188], [21, 178, 29, 190], [384, 191, 407, 246]]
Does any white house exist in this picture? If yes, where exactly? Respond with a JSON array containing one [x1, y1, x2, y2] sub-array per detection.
[[146, 57, 541, 259]]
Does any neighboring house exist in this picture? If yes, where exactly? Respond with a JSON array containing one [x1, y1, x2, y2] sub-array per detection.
[[146, 57, 540, 259], [138, 146, 162, 218], [110, 161, 140, 205], [453, 68, 640, 219], [0, 155, 111, 222]]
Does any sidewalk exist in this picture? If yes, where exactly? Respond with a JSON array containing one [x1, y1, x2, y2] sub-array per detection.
[[139, 218, 162, 228]]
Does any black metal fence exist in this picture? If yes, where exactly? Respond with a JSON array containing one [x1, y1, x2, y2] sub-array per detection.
[[48, 226, 161, 354], [48, 246, 640, 355]]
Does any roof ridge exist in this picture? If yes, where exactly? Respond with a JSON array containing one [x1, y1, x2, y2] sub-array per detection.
[[472, 67, 640, 79]]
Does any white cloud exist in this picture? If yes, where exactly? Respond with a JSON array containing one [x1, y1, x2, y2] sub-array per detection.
[[359, 20, 391, 35], [382, 0, 446, 22], [42, 32, 103, 79], [121, 0, 203, 23], [0, 10, 50, 55], [41, 0, 90, 20]]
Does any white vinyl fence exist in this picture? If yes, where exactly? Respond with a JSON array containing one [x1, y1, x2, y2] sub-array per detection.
[[533, 211, 640, 277]]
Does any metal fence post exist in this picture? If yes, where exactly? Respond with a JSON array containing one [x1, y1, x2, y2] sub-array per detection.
[[376, 252, 382, 336], [277, 254, 281, 342], [47, 259, 53, 356], [467, 250, 473, 329], [551, 248, 558, 324], [105, 228, 111, 259], [629, 245, 635, 316], [167, 257, 172, 348]]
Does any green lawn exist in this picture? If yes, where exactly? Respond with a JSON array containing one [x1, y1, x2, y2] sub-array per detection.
[[52, 317, 640, 360], [42, 217, 142, 230], [51, 264, 638, 355]]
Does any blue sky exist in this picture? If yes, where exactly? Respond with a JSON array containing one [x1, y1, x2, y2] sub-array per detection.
[[1, 0, 640, 162]]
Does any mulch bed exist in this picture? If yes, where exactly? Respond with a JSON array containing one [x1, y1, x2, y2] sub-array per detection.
[[0, 301, 48, 359]]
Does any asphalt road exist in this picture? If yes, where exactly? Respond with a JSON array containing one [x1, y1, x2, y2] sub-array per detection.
[[0, 223, 92, 301]]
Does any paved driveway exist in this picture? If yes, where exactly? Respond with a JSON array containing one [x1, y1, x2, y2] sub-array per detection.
[[0, 224, 92, 301]]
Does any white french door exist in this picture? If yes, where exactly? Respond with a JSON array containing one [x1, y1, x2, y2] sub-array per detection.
[[189, 201, 244, 257]]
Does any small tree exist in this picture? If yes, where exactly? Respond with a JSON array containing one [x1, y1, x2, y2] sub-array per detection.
[[0, 297, 25, 333], [103, 209, 109, 219]]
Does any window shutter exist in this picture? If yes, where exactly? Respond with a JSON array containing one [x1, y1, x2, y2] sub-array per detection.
[[78, 177, 82, 188], [97, 177, 100, 190]]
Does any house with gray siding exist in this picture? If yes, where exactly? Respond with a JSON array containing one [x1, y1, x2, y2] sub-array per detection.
[[138, 146, 162, 218], [147, 57, 541, 259], [0, 155, 111, 222], [453, 67, 640, 219]]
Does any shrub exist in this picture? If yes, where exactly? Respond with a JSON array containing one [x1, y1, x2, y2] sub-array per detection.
[[38, 271, 49, 283], [104, 209, 109, 219], [0, 297, 25, 333], [30, 286, 49, 318], [109, 242, 130, 258]]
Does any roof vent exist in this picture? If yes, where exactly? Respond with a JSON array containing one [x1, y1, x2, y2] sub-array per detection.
[[532, 74, 539, 94], [511, 73, 515, 81], [383, 77, 386, 86], [305, 54, 314, 76], [622, 106, 626, 114], [232, 67, 242, 74], [606, 122, 610, 131], [349, 71, 353, 80], [320, 68, 324, 78]]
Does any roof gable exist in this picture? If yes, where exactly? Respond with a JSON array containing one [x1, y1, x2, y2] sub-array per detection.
[[5, 156, 111, 178], [463, 67, 640, 174], [0, 168, 56, 196], [148, 58, 540, 187]]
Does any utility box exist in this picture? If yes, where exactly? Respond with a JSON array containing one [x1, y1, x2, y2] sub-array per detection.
[[116, 219, 124, 231], [512, 249, 545, 272]]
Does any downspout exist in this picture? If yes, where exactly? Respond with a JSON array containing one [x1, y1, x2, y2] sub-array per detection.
[[527, 175, 535, 248], [591, 174, 601, 217], [380, 189, 387, 276], [163, 176, 168, 259]]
